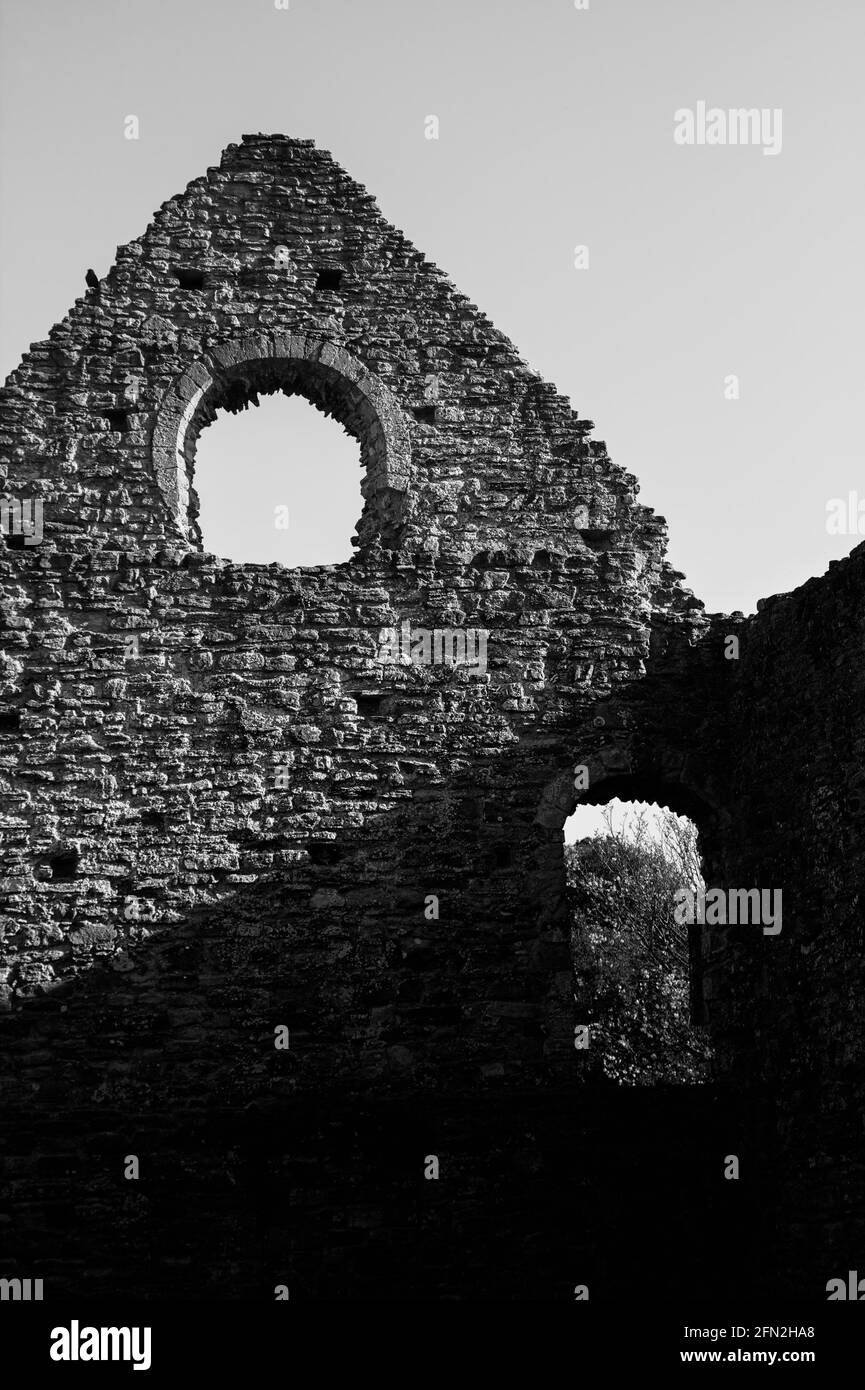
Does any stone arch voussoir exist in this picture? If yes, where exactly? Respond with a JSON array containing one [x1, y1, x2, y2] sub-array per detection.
[[150, 333, 411, 547]]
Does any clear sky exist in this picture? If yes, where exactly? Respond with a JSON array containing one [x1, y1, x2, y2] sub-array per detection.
[[566, 799, 673, 845], [1, 0, 862, 613]]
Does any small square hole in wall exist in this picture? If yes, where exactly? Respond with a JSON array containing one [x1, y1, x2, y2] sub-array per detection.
[[307, 841, 343, 865], [354, 694, 385, 717], [174, 267, 206, 291], [315, 268, 343, 292], [0, 710, 20, 732], [412, 406, 437, 424], [49, 848, 79, 880], [104, 409, 131, 434]]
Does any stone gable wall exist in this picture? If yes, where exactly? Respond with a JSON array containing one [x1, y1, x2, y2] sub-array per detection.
[[0, 134, 861, 1297]]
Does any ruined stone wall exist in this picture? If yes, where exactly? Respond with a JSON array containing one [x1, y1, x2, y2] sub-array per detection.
[[0, 134, 861, 1299], [704, 559, 865, 1292]]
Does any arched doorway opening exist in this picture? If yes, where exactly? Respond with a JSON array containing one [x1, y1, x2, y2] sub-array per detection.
[[532, 762, 721, 1082], [565, 795, 713, 1084]]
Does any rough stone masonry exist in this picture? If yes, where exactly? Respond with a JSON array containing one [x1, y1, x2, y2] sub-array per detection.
[[0, 134, 862, 1299]]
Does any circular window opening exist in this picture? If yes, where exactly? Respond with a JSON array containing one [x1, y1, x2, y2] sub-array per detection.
[[193, 389, 363, 566], [154, 343, 410, 558]]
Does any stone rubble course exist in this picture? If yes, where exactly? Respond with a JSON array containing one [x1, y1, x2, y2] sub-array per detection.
[[0, 134, 862, 1299]]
